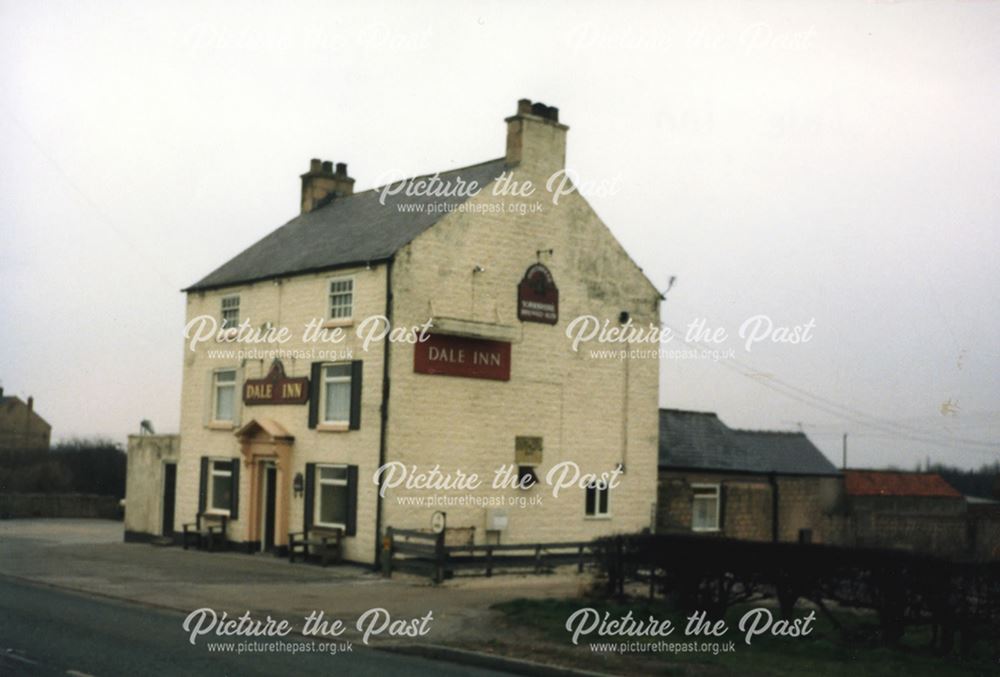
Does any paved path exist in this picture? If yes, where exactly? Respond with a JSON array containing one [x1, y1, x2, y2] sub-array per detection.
[[0, 519, 587, 645], [0, 577, 514, 676]]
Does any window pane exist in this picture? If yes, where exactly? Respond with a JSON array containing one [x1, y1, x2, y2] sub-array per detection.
[[692, 496, 718, 530], [325, 364, 351, 379], [216, 370, 236, 383], [599, 487, 609, 515], [319, 483, 348, 526], [585, 486, 595, 515], [320, 466, 347, 481], [216, 384, 234, 421], [324, 380, 350, 422], [211, 473, 232, 511], [329, 279, 353, 319]]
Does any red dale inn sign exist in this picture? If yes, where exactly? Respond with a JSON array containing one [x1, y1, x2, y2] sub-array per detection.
[[414, 334, 511, 381]]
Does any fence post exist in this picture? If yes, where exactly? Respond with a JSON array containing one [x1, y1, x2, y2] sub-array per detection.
[[534, 544, 542, 573], [381, 527, 394, 578], [616, 535, 625, 597], [486, 546, 493, 577], [578, 544, 585, 573], [434, 530, 445, 584]]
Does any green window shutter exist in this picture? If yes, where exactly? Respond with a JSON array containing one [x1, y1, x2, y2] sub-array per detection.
[[198, 457, 209, 514], [304, 463, 316, 532], [346, 465, 359, 536], [349, 361, 363, 430], [229, 458, 240, 519], [308, 363, 322, 429]]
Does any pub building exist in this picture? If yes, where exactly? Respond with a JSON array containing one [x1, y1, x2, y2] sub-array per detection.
[[169, 99, 662, 565]]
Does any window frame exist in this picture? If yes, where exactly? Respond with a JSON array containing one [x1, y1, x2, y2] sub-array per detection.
[[206, 459, 233, 515], [584, 478, 611, 519], [326, 276, 355, 325], [314, 464, 349, 530], [212, 368, 237, 424], [691, 483, 721, 532], [319, 363, 352, 426], [220, 295, 241, 330]]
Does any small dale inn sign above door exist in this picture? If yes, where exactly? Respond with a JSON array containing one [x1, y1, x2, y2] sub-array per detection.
[[517, 263, 558, 324], [243, 360, 310, 405]]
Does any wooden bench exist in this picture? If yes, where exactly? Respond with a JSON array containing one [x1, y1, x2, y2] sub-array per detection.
[[288, 528, 343, 566], [182, 513, 228, 551]]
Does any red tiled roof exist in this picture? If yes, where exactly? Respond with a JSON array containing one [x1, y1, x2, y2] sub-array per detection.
[[844, 470, 962, 498]]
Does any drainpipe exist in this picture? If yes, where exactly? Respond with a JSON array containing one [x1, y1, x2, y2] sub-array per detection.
[[374, 258, 393, 569], [769, 472, 779, 542]]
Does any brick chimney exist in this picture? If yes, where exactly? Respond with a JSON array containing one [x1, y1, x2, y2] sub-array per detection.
[[505, 99, 568, 175], [300, 159, 354, 214]]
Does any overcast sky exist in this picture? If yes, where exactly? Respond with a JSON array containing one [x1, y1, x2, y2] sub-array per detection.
[[1, 1, 997, 470]]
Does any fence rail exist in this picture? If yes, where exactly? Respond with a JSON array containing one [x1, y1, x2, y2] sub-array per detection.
[[382, 526, 596, 582]]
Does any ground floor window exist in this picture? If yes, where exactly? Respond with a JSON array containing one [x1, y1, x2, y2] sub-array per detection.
[[585, 480, 610, 517], [316, 465, 349, 528], [208, 459, 233, 514], [691, 484, 720, 531]]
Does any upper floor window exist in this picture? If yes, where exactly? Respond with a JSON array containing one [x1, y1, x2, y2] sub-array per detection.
[[321, 364, 352, 424], [213, 369, 237, 422], [221, 295, 240, 329], [691, 484, 720, 531], [328, 278, 354, 321]]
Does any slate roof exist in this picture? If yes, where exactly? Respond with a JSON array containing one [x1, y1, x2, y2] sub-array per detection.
[[731, 429, 841, 476], [844, 470, 962, 498], [658, 408, 840, 476], [185, 158, 509, 292]]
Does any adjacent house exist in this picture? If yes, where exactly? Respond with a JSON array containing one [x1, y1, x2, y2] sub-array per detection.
[[657, 409, 842, 543], [153, 100, 662, 565], [0, 387, 51, 451], [840, 469, 969, 556]]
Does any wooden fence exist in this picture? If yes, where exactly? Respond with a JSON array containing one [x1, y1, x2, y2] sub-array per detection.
[[382, 526, 596, 583]]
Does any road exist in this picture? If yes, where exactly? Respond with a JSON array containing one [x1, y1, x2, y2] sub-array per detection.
[[0, 578, 513, 676]]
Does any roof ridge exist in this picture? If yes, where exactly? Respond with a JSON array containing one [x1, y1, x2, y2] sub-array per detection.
[[344, 156, 508, 200]]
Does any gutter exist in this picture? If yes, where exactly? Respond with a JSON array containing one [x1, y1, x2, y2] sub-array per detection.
[[374, 257, 393, 568]]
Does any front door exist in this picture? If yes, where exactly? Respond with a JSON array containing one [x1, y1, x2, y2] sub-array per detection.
[[262, 464, 277, 552], [162, 463, 177, 537]]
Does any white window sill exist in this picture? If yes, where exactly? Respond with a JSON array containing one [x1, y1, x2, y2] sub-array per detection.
[[208, 421, 235, 430], [313, 522, 346, 531], [584, 515, 612, 520], [692, 527, 720, 533], [317, 422, 350, 432], [323, 318, 354, 329], [205, 510, 231, 517]]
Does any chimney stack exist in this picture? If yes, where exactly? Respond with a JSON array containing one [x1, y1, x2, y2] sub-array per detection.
[[505, 98, 568, 175], [27, 396, 33, 412], [300, 159, 355, 214]]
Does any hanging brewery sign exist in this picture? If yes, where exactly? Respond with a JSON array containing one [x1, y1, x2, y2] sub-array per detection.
[[414, 334, 511, 381], [243, 360, 309, 405], [517, 263, 558, 324]]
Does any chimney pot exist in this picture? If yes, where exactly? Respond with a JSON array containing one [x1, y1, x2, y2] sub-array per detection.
[[310, 158, 322, 173], [27, 396, 33, 411], [336, 162, 347, 177], [321, 160, 333, 173], [517, 98, 532, 115]]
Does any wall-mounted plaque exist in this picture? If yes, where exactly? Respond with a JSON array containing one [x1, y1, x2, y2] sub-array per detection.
[[243, 360, 309, 405], [517, 263, 559, 324], [515, 436, 543, 465]]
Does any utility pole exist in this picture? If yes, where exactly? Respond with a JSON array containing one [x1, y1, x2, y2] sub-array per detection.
[[842, 433, 848, 470]]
